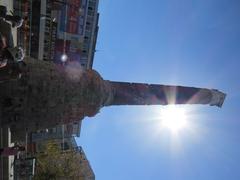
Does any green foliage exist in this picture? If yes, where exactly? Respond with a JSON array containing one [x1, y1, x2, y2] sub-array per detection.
[[33, 141, 81, 180]]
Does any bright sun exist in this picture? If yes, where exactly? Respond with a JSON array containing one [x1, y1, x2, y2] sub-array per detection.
[[160, 106, 188, 133]]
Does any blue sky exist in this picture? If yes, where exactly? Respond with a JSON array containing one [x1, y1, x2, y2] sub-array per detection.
[[76, 0, 240, 179]]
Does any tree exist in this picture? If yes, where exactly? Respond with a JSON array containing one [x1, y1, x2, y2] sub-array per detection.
[[33, 141, 82, 180]]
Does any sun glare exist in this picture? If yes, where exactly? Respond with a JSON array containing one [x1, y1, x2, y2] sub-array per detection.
[[160, 106, 188, 134]]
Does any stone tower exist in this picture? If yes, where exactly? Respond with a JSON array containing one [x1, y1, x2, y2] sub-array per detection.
[[0, 58, 226, 138]]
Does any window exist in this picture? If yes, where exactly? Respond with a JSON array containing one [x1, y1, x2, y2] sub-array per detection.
[[88, 1, 96, 9], [87, 10, 94, 16], [49, 128, 53, 133], [86, 24, 92, 31], [61, 142, 70, 150], [85, 30, 91, 37]]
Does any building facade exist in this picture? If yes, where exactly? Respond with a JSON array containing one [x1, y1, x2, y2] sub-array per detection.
[[52, 0, 99, 69], [31, 121, 82, 143], [14, 0, 99, 68], [33, 137, 95, 179]]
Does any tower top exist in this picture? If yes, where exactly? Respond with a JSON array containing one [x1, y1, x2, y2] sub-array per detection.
[[108, 81, 226, 107]]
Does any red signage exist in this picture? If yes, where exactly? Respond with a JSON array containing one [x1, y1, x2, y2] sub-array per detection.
[[67, 5, 79, 34], [68, 0, 81, 7]]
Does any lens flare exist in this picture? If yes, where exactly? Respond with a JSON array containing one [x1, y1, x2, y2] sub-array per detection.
[[160, 106, 188, 133], [61, 54, 68, 62]]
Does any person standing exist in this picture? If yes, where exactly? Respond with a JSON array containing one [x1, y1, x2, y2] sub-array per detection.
[[0, 5, 23, 28]]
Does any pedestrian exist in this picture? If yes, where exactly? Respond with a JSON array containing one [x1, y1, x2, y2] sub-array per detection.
[[0, 45, 25, 68], [0, 5, 7, 19], [0, 32, 8, 68], [5, 14, 24, 28], [0, 30, 26, 81], [0, 5, 23, 28]]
